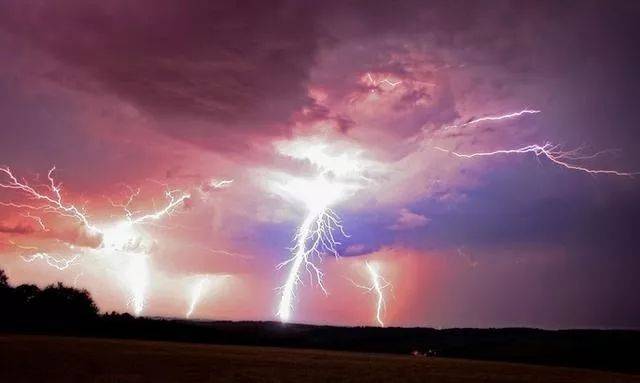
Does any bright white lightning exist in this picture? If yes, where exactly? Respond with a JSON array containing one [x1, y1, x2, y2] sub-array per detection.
[[184, 274, 230, 319], [110, 187, 191, 227], [276, 174, 348, 322], [443, 109, 540, 130], [21, 253, 79, 271], [186, 276, 209, 319], [436, 143, 639, 177], [0, 167, 190, 240], [0, 166, 192, 316], [0, 166, 100, 233], [272, 138, 374, 323], [129, 191, 190, 225], [123, 253, 149, 316], [350, 261, 392, 327], [8, 240, 78, 271]]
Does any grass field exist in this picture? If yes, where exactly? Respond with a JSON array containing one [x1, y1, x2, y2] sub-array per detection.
[[0, 335, 638, 383]]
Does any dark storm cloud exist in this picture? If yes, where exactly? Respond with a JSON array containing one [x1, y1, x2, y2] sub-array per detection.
[[3, 0, 634, 151], [0, 0, 323, 152], [2, 0, 639, 151], [0, 0, 577, 152]]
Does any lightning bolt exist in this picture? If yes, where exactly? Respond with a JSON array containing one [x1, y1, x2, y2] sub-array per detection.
[[272, 138, 372, 323], [21, 252, 80, 271], [209, 179, 234, 189], [123, 253, 149, 316], [443, 109, 540, 130], [0, 166, 192, 316], [350, 261, 392, 327], [275, 172, 349, 323], [276, 203, 346, 322], [20, 212, 49, 231], [366, 72, 401, 91], [129, 190, 190, 225], [0, 166, 100, 233], [186, 276, 209, 319], [184, 274, 230, 319], [8, 240, 78, 271], [436, 143, 639, 177]]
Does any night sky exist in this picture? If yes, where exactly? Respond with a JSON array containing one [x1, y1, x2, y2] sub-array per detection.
[[1, 1, 639, 328]]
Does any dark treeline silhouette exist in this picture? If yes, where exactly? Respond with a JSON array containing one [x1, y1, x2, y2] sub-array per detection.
[[1, 269, 638, 374], [0, 269, 99, 328]]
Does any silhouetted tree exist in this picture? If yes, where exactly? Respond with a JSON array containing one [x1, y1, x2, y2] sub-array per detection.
[[33, 283, 99, 321], [0, 269, 8, 287], [0, 269, 99, 326], [11, 284, 41, 319], [0, 269, 11, 314], [14, 284, 40, 303]]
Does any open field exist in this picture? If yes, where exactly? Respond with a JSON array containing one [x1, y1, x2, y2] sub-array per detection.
[[0, 335, 638, 383]]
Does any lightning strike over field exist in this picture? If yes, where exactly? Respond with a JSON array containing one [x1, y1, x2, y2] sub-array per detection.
[[443, 109, 540, 130], [350, 261, 393, 327], [436, 143, 639, 176], [276, 174, 348, 322], [123, 253, 149, 316], [186, 276, 210, 318], [0, 166, 192, 315], [272, 139, 373, 323]]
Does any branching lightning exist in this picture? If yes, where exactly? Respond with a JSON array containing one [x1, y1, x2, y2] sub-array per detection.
[[349, 261, 393, 327], [276, 174, 348, 322], [0, 166, 192, 316], [366, 72, 401, 91], [21, 253, 80, 271], [0, 166, 100, 233], [443, 109, 540, 130], [272, 138, 373, 323], [436, 108, 637, 176], [436, 143, 639, 177], [20, 212, 49, 231]]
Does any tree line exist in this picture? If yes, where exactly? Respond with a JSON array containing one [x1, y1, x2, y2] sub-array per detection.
[[0, 269, 99, 326], [0, 269, 638, 374]]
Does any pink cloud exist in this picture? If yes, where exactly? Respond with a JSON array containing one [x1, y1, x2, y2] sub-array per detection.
[[389, 208, 430, 231]]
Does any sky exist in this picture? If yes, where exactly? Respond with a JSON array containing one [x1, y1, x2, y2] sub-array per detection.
[[1, 0, 639, 328]]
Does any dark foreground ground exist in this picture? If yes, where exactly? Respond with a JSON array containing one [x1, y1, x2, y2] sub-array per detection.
[[1, 335, 638, 383], [5, 318, 640, 374]]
